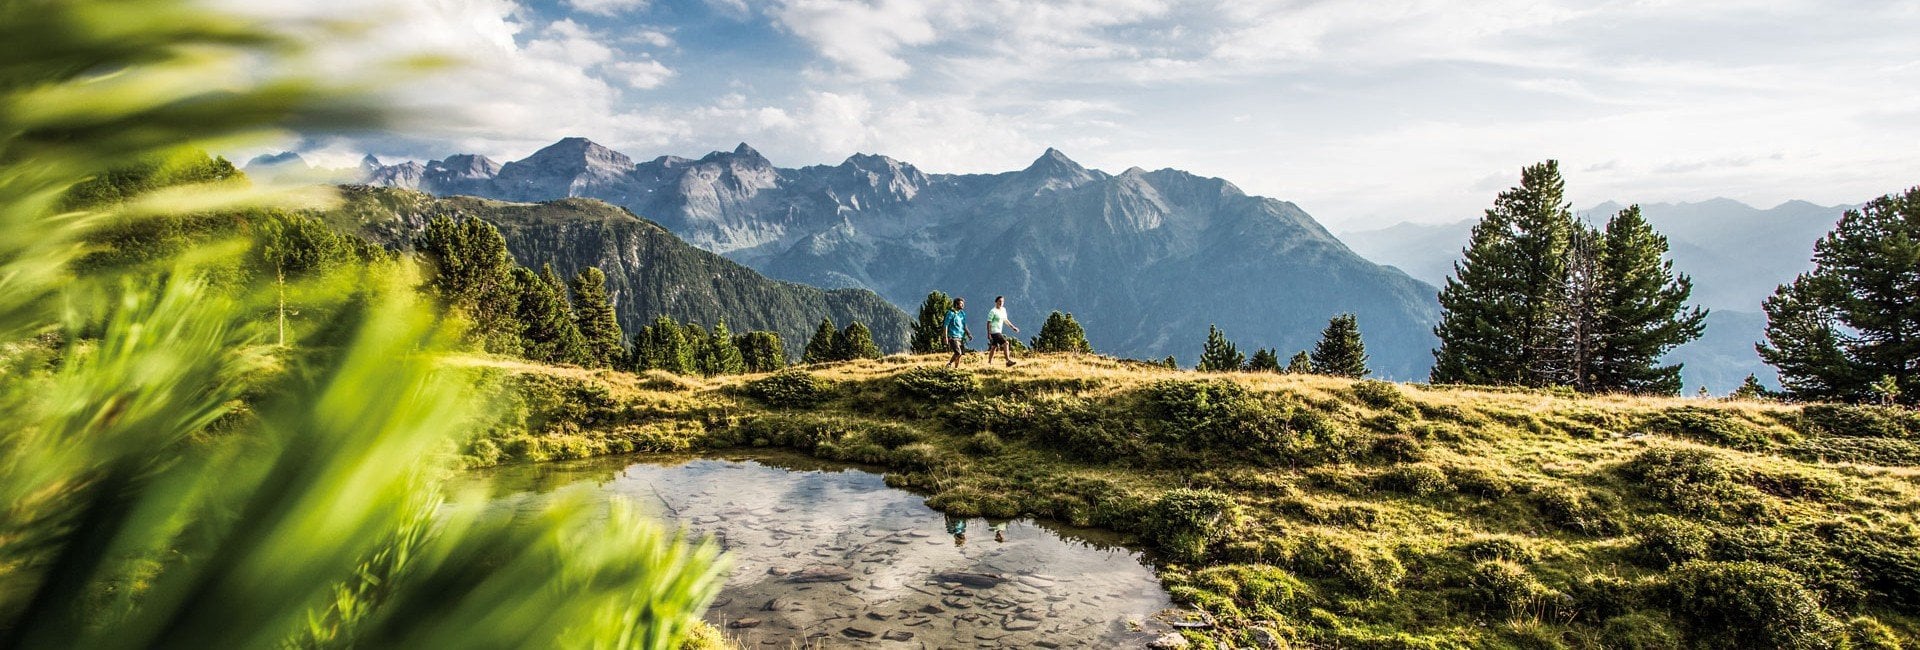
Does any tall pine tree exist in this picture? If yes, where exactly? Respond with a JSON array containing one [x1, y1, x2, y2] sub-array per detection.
[[416, 215, 522, 354], [1582, 205, 1707, 394], [837, 321, 882, 360], [511, 265, 588, 365], [802, 317, 840, 364], [1311, 313, 1370, 378], [631, 315, 695, 374], [1245, 349, 1281, 372], [1760, 187, 1920, 403], [568, 267, 624, 368], [1031, 311, 1092, 353], [1432, 161, 1576, 386], [735, 331, 787, 373], [1197, 324, 1245, 372], [697, 320, 746, 376], [910, 291, 952, 354], [1286, 351, 1314, 374]]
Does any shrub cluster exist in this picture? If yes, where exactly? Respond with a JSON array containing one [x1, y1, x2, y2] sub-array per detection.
[[1619, 446, 1767, 520], [1467, 560, 1553, 616], [1376, 464, 1451, 496], [1631, 514, 1711, 568], [1662, 560, 1838, 649], [739, 368, 826, 408], [1638, 407, 1772, 450], [1144, 488, 1240, 564], [1170, 564, 1311, 623], [894, 366, 980, 401]]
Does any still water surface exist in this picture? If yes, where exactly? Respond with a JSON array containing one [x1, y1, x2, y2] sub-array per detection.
[[471, 451, 1174, 648]]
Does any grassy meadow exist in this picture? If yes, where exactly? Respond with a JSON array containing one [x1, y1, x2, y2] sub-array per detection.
[[463, 351, 1920, 649]]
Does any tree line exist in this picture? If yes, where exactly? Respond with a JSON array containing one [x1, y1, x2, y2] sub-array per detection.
[[1429, 160, 1707, 395], [1196, 314, 1370, 377]]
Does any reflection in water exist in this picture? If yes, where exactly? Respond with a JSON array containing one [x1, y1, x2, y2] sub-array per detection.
[[470, 451, 1173, 648]]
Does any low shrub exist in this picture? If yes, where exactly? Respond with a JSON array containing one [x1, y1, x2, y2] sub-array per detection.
[[889, 442, 962, 473], [1799, 404, 1920, 439], [1531, 484, 1617, 535], [862, 421, 923, 449], [895, 366, 980, 401], [1141, 378, 1273, 450], [1459, 536, 1534, 563], [1598, 612, 1682, 650], [1377, 464, 1451, 496], [1785, 436, 1920, 466], [963, 430, 1005, 455], [1177, 564, 1312, 622], [1639, 407, 1772, 450], [740, 369, 825, 408], [1568, 574, 1641, 623], [1445, 465, 1513, 499], [1845, 616, 1903, 650], [1370, 433, 1426, 463], [1632, 514, 1711, 568], [1144, 488, 1240, 564], [1619, 446, 1762, 520], [1466, 560, 1551, 616], [1292, 534, 1406, 596], [1663, 560, 1839, 649], [1350, 379, 1410, 410]]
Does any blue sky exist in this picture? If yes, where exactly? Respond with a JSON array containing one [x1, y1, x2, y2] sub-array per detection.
[[244, 0, 1920, 229]]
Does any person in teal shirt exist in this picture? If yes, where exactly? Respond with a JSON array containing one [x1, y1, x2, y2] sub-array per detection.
[[944, 298, 967, 368]]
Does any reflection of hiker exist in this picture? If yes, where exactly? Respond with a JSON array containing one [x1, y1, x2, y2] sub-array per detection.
[[986, 296, 1020, 368], [944, 298, 968, 368], [988, 520, 1008, 543], [944, 514, 968, 546]]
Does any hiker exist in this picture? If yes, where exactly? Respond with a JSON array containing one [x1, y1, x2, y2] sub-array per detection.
[[944, 298, 968, 368], [945, 514, 967, 546], [986, 295, 1020, 367]]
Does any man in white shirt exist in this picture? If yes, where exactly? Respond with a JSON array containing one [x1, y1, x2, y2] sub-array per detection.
[[985, 295, 1020, 367]]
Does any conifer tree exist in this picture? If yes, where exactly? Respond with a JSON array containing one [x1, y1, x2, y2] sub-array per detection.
[[802, 317, 840, 364], [697, 320, 746, 376], [1197, 324, 1245, 372], [682, 323, 710, 371], [1311, 313, 1370, 378], [1245, 348, 1281, 372], [1760, 187, 1920, 403], [735, 331, 787, 373], [1031, 311, 1092, 353], [511, 266, 588, 365], [1730, 374, 1772, 401], [1286, 351, 1315, 374], [910, 291, 952, 354], [631, 315, 695, 374], [837, 321, 882, 360], [1432, 161, 1576, 386], [568, 267, 624, 368], [416, 215, 522, 354], [1162, 356, 1178, 370], [1582, 205, 1707, 394]]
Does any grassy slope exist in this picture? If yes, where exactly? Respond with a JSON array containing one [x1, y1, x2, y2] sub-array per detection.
[[462, 353, 1920, 649]]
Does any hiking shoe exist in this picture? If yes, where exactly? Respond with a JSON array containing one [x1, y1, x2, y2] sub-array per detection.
[[1006, 360, 1017, 367]]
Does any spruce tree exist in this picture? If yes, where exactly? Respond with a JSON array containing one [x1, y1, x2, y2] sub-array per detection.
[[682, 323, 710, 372], [1162, 355, 1178, 370], [802, 317, 840, 364], [837, 321, 882, 361], [1432, 161, 1576, 386], [416, 215, 522, 354], [631, 315, 695, 374], [511, 266, 588, 365], [1760, 187, 1920, 403], [568, 267, 624, 368], [1311, 313, 1370, 378], [1197, 324, 1245, 372], [1286, 351, 1314, 374], [1245, 348, 1281, 372], [1032, 311, 1092, 353], [735, 331, 787, 373], [910, 291, 952, 354], [698, 320, 746, 376], [1730, 374, 1772, 401], [1582, 205, 1707, 394]]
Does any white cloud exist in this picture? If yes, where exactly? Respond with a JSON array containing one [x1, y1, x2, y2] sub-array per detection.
[[566, 0, 648, 16], [609, 59, 675, 89], [770, 0, 937, 81]]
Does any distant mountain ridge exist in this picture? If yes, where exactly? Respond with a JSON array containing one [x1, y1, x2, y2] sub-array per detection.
[[325, 186, 913, 353], [1340, 198, 1858, 391], [326, 139, 1444, 377]]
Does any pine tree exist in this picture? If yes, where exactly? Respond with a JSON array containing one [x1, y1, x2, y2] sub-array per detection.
[[1286, 351, 1314, 374], [1162, 355, 1178, 370], [682, 323, 710, 372], [631, 315, 695, 374], [416, 215, 522, 354], [1197, 324, 1245, 372], [1730, 374, 1772, 401], [837, 321, 882, 361], [697, 320, 746, 376], [802, 317, 840, 364], [1031, 311, 1092, 353], [1311, 313, 1370, 378], [910, 291, 952, 354], [511, 266, 588, 365], [1760, 187, 1920, 404], [1581, 205, 1707, 394], [568, 267, 624, 368], [735, 331, 787, 373], [1245, 348, 1280, 372], [1431, 161, 1576, 386]]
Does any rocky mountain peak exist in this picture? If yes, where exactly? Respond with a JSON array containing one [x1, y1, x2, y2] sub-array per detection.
[[246, 151, 307, 169], [430, 154, 501, 178], [520, 137, 634, 172]]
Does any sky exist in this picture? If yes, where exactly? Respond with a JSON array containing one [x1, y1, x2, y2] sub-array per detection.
[[235, 0, 1920, 230]]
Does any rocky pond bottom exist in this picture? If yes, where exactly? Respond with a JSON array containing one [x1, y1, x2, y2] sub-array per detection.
[[470, 451, 1178, 648]]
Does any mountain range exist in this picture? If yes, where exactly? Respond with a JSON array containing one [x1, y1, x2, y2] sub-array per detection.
[[316, 139, 1444, 378], [1340, 199, 1856, 392], [323, 185, 913, 352]]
